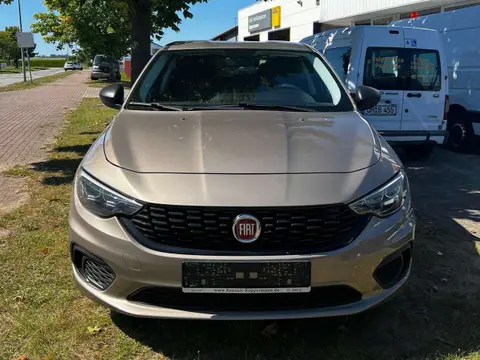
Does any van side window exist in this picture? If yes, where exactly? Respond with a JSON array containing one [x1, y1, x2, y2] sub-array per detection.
[[324, 47, 352, 81], [407, 50, 441, 91], [363, 48, 404, 90], [363, 47, 441, 91]]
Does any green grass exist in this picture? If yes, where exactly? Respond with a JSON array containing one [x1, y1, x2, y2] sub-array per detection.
[[0, 99, 479, 359], [121, 72, 131, 82], [0, 71, 75, 92], [29, 58, 66, 68], [0, 66, 48, 74]]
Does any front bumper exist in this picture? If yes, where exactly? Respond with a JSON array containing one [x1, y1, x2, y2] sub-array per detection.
[[91, 71, 111, 79], [69, 193, 415, 320]]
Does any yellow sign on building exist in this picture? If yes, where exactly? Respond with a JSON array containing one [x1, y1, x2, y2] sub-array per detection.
[[272, 6, 281, 27]]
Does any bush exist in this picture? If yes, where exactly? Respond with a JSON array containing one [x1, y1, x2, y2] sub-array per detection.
[[29, 58, 66, 68]]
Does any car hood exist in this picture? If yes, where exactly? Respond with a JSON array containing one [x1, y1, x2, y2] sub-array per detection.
[[104, 110, 380, 174]]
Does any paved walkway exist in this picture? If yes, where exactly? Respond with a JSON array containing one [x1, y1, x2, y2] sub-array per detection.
[[0, 68, 65, 87], [0, 71, 88, 212], [83, 87, 130, 98]]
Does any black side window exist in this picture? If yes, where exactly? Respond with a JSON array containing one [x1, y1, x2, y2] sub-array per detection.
[[363, 47, 441, 91], [324, 47, 352, 81], [406, 50, 441, 91], [363, 47, 404, 90]]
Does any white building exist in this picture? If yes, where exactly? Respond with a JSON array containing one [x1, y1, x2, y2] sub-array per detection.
[[237, 0, 480, 43]]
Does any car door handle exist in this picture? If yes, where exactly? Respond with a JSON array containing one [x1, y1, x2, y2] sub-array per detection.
[[384, 100, 392, 104], [407, 93, 422, 98]]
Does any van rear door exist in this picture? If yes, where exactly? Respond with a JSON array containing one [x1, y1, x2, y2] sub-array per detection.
[[400, 28, 446, 135], [359, 27, 406, 131]]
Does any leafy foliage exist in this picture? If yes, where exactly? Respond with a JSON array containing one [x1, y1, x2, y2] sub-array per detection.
[[31, 11, 76, 51], [32, 0, 207, 80], [0, 29, 17, 62], [0, 26, 37, 67]]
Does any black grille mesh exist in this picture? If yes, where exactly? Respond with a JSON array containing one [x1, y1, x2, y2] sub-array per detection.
[[83, 258, 115, 290], [128, 286, 362, 311], [126, 204, 370, 254]]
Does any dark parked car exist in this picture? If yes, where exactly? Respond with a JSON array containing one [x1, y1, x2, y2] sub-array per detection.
[[91, 55, 121, 81]]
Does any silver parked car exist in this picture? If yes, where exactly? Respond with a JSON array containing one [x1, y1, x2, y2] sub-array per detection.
[[64, 61, 83, 71], [69, 41, 415, 320]]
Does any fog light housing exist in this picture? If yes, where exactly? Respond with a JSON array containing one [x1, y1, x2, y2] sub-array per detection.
[[71, 245, 115, 291], [374, 243, 412, 289]]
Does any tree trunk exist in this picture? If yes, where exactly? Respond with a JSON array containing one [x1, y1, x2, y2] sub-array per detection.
[[14, 58, 18, 68], [129, 0, 151, 84]]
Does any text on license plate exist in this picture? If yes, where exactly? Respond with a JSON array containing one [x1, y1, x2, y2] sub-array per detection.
[[182, 261, 311, 294], [363, 105, 397, 116], [183, 287, 311, 294]]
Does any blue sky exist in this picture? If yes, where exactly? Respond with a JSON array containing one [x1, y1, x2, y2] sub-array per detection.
[[0, 0, 253, 55]]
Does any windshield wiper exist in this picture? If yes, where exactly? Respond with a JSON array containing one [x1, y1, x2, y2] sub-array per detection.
[[188, 103, 315, 112], [127, 102, 184, 111], [238, 103, 315, 112]]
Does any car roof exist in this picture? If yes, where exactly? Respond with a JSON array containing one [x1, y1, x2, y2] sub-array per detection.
[[164, 40, 310, 52]]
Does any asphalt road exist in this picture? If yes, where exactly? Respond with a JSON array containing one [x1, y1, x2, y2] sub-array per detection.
[[0, 68, 65, 87]]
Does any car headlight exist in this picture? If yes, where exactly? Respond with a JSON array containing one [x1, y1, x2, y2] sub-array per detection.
[[76, 170, 142, 218], [349, 171, 409, 218]]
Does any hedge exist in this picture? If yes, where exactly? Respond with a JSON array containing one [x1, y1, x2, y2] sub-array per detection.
[[29, 58, 67, 68]]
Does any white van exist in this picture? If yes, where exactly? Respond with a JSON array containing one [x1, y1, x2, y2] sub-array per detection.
[[301, 26, 449, 158], [392, 5, 480, 151]]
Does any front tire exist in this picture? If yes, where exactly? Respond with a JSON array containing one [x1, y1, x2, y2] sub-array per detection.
[[447, 110, 474, 152]]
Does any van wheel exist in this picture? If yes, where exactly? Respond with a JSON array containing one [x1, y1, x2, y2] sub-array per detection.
[[448, 117, 474, 152], [405, 144, 434, 160]]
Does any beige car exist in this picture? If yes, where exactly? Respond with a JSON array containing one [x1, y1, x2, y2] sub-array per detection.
[[69, 41, 415, 320]]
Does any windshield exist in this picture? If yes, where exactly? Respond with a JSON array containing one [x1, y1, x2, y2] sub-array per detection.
[[93, 55, 105, 65], [363, 47, 441, 91], [129, 49, 353, 112]]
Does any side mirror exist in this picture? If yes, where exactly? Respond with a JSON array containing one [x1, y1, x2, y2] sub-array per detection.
[[99, 83, 124, 110], [355, 85, 381, 111]]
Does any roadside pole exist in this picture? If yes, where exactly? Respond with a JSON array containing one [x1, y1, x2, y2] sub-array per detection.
[[17, 0, 26, 82], [16, 33, 35, 84], [27, 50, 32, 84]]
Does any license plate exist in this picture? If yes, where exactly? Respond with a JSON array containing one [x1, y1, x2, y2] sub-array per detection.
[[182, 261, 311, 294], [363, 105, 397, 116]]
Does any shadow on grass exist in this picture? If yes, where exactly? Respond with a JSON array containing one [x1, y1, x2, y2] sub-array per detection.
[[30, 130, 101, 185], [55, 144, 93, 154], [111, 147, 480, 360], [31, 158, 83, 186]]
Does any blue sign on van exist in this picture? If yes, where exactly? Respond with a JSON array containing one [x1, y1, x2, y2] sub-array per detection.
[[405, 38, 417, 48]]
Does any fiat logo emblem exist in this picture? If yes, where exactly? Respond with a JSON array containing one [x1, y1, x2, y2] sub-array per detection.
[[232, 214, 261, 244]]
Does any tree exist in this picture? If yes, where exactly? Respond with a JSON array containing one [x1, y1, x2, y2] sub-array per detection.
[[31, 12, 76, 52], [0, 0, 13, 4], [32, 0, 207, 82], [0, 26, 36, 67], [0, 30, 17, 63], [128, 0, 208, 82]]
